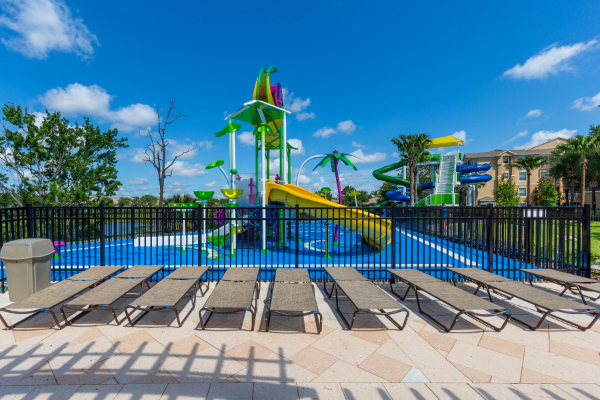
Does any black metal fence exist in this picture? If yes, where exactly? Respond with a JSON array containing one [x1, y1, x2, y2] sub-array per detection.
[[0, 203, 591, 291]]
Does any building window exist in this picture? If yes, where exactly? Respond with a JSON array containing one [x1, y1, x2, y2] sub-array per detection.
[[518, 187, 526, 197], [519, 172, 527, 181], [540, 171, 548, 178], [503, 156, 509, 164], [502, 172, 509, 180]]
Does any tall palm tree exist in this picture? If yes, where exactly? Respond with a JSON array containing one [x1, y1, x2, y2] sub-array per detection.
[[312, 151, 358, 206], [513, 155, 545, 206], [391, 134, 432, 206], [313, 151, 357, 244], [549, 151, 579, 205], [556, 135, 600, 206]]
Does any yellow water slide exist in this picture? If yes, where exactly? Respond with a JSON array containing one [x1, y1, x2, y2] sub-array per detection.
[[266, 183, 392, 250]]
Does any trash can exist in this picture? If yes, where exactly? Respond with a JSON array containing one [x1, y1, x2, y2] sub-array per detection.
[[0, 239, 54, 302]]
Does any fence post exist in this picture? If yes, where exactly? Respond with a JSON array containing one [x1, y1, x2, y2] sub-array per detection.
[[99, 203, 105, 266], [391, 203, 396, 269], [198, 205, 203, 267], [26, 203, 33, 238], [486, 204, 493, 272], [295, 204, 299, 268], [583, 204, 591, 278]]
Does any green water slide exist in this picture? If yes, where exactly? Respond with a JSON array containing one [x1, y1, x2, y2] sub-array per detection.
[[371, 160, 419, 207]]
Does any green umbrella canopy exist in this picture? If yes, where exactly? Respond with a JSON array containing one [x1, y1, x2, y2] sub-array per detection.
[[349, 191, 361, 196], [227, 100, 289, 127], [320, 187, 331, 192], [215, 121, 241, 137], [313, 152, 359, 173], [206, 160, 224, 170]]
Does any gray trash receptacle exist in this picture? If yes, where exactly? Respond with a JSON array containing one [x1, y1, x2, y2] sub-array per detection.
[[0, 239, 55, 302]]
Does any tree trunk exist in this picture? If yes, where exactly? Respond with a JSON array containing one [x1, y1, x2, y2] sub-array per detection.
[[592, 186, 596, 210], [526, 172, 531, 205], [581, 158, 587, 207], [409, 162, 415, 206], [570, 179, 575, 206]]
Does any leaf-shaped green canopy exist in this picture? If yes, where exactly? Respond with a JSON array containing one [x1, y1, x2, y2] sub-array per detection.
[[206, 160, 224, 170], [312, 152, 359, 172], [320, 187, 331, 192], [215, 121, 241, 137]]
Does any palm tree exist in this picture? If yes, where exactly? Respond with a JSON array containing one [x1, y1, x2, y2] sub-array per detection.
[[391, 134, 432, 206], [556, 135, 600, 206], [513, 155, 545, 205], [312, 151, 358, 206], [313, 151, 357, 244]]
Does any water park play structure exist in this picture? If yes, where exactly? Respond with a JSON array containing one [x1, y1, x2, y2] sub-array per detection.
[[132, 67, 491, 259], [372, 137, 492, 207]]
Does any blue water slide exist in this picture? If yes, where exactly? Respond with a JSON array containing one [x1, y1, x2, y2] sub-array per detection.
[[460, 174, 492, 184], [418, 182, 435, 190], [456, 163, 491, 173], [386, 188, 410, 203]]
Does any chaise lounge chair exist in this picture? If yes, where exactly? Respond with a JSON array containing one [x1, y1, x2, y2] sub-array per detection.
[[124, 266, 209, 327], [323, 267, 409, 330], [59, 265, 165, 325], [388, 269, 512, 332], [199, 268, 259, 330], [0, 266, 125, 329], [520, 268, 600, 305], [265, 269, 322, 333], [447, 268, 600, 331]]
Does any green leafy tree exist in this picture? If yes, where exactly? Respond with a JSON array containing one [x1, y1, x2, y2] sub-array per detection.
[[549, 151, 579, 205], [493, 178, 520, 206], [531, 176, 559, 206], [391, 133, 432, 206], [206, 197, 227, 207], [555, 135, 600, 206], [97, 196, 115, 207], [140, 194, 158, 207], [513, 154, 545, 205], [130, 197, 141, 207], [373, 181, 396, 204], [118, 197, 130, 206], [166, 193, 196, 204], [0, 104, 127, 206], [340, 185, 370, 207]]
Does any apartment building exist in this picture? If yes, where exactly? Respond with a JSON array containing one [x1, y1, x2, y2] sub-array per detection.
[[462, 137, 567, 205]]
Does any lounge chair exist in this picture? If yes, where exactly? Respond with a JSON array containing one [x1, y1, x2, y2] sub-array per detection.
[[388, 269, 512, 332], [323, 267, 409, 330], [265, 269, 322, 333], [199, 268, 259, 330], [59, 265, 165, 325], [124, 266, 209, 327], [0, 266, 124, 329], [520, 268, 600, 305], [447, 268, 600, 331]]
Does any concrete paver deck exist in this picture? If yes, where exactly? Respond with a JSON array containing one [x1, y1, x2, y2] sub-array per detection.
[[0, 280, 599, 399]]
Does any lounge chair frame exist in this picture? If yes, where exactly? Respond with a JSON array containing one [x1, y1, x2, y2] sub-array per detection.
[[124, 267, 210, 327], [265, 269, 322, 333], [0, 266, 124, 329], [199, 280, 259, 330], [323, 269, 409, 330], [449, 269, 600, 331], [388, 272, 511, 332], [521, 269, 600, 305]]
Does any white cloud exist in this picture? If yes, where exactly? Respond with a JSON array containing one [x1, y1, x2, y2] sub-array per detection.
[[337, 120, 356, 134], [124, 177, 148, 185], [130, 148, 147, 164], [349, 149, 386, 164], [237, 131, 255, 146], [296, 112, 316, 121], [197, 140, 213, 151], [204, 181, 216, 188], [517, 129, 577, 149], [313, 127, 336, 138], [283, 88, 315, 121], [297, 175, 312, 185], [168, 161, 207, 177], [502, 40, 598, 79], [572, 92, 600, 111], [32, 111, 46, 127], [391, 152, 398, 158], [502, 130, 528, 145], [38, 83, 155, 132], [168, 181, 190, 193], [287, 138, 305, 155], [352, 141, 366, 149], [0, 0, 99, 59], [524, 109, 543, 118], [451, 130, 467, 143], [311, 170, 321, 177]]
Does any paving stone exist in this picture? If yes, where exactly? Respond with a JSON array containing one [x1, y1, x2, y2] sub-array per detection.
[[339, 383, 392, 400], [523, 346, 600, 383], [287, 346, 339, 376], [69, 384, 123, 400], [426, 383, 484, 399], [253, 383, 299, 400], [358, 353, 411, 382], [113, 383, 167, 400], [206, 383, 252, 400], [383, 383, 438, 400], [311, 329, 379, 366], [400, 368, 430, 383], [313, 360, 386, 383], [297, 383, 345, 400], [159, 383, 210, 399], [22, 385, 80, 399]]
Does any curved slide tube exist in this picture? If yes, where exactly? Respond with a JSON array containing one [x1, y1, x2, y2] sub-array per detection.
[[266, 183, 392, 250], [460, 174, 492, 184], [456, 164, 491, 174]]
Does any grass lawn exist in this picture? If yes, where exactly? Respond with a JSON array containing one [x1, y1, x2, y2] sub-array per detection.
[[591, 222, 600, 264]]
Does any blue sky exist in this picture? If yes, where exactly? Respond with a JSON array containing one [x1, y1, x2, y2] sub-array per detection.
[[1, 1, 600, 199]]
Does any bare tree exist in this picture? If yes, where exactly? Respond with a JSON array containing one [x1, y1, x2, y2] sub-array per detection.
[[140, 99, 195, 207]]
